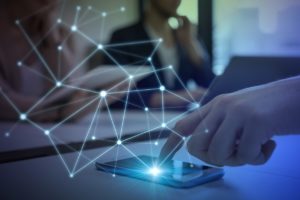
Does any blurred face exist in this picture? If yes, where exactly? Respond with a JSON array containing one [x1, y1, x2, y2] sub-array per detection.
[[23, 0, 58, 10], [150, 0, 181, 18]]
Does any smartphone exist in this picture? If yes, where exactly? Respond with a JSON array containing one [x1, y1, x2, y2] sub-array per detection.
[[95, 155, 224, 188]]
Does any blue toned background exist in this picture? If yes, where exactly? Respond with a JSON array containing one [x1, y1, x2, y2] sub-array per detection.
[[213, 0, 300, 74]]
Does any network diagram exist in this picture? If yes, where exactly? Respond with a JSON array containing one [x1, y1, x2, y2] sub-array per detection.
[[0, 1, 203, 178]]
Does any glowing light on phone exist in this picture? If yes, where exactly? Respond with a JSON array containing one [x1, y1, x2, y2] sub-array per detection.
[[148, 167, 161, 177]]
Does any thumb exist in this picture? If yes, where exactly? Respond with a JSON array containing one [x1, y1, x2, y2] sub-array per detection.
[[250, 139, 276, 165]]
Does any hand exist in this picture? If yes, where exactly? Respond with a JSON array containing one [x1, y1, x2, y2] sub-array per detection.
[[160, 77, 300, 166], [175, 16, 206, 66], [58, 80, 132, 121], [104, 81, 133, 108], [175, 16, 195, 47]]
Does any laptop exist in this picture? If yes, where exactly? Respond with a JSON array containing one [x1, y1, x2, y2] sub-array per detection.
[[201, 56, 300, 105]]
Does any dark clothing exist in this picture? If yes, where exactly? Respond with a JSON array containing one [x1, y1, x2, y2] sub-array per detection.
[[104, 21, 215, 108]]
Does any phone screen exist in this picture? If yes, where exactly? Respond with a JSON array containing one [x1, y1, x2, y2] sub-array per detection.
[[96, 155, 224, 188]]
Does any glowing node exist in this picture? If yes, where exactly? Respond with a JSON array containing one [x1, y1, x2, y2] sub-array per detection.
[[97, 44, 103, 50], [147, 57, 152, 62], [120, 7, 126, 12], [158, 38, 163, 43], [161, 123, 167, 128], [149, 167, 161, 177], [92, 136, 96, 140], [76, 6, 81, 11], [116, 140, 122, 145], [102, 12, 107, 17], [190, 164, 194, 168], [57, 45, 63, 51], [15, 20, 20, 25], [182, 137, 186, 141], [99, 90, 107, 98], [57, 18, 62, 24], [5, 132, 10, 138], [154, 141, 159, 146], [128, 75, 134, 80], [71, 25, 77, 32], [169, 65, 173, 69], [88, 6, 92, 10], [56, 81, 62, 88], [112, 174, 116, 177], [144, 107, 149, 112], [195, 103, 200, 108], [204, 128, 209, 134], [44, 130, 50, 135], [17, 61, 23, 67], [159, 85, 166, 92], [20, 113, 27, 121], [69, 174, 74, 178]]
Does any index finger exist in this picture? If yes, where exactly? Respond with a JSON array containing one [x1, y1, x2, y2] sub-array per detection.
[[159, 103, 211, 165]]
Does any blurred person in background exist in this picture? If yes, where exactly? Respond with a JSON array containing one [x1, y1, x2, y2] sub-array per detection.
[[104, 0, 215, 110], [0, 0, 124, 122]]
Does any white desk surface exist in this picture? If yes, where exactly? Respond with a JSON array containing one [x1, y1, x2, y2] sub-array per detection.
[[1, 136, 300, 200]]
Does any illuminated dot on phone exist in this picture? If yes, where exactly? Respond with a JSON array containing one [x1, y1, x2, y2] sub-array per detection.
[[116, 140, 122, 145], [20, 113, 27, 121], [159, 85, 166, 92], [112, 174, 116, 177], [147, 57, 152, 62], [154, 141, 159, 146], [56, 81, 62, 88], [149, 167, 161, 176], [144, 107, 149, 112], [57, 18, 62, 24], [102, 12, 107, 17], [17, 61, 23, 67], [100, 90, 107, 98], [71, 25, 77, 32], [44, 130, 50, 136], [161, 123, 166, 128], [120, 7, 126, 12], [97, 44, 103, 50], [92, 136, 96, 140]]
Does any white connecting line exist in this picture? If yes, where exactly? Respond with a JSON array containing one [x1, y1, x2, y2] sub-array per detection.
[[1, 1, 206, 178]]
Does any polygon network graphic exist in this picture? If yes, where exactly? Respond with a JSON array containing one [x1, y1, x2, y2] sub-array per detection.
[[0, 1, 203, 178]]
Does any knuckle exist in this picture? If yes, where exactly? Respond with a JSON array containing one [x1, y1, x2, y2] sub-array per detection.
[[229, 101, 255, 120], [214, 94, 232, 107]]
